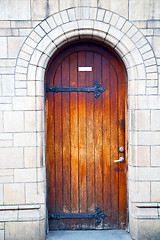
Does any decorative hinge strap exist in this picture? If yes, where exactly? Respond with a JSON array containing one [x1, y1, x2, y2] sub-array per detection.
[[46, 81, 105, 99], [48, 207, 106, 225]]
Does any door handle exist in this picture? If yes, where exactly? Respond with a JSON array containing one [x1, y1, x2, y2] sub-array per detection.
[[114, 157, 124, 163]]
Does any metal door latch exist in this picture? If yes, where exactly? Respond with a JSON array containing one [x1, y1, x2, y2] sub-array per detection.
[[114, 157, 124, 163]]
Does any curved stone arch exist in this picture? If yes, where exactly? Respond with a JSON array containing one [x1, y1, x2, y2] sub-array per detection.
[[15, 6, 159, 123], [15, 7, 158, 101]]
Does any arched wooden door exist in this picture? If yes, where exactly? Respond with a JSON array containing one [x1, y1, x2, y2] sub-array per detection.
[[45, 41, 127, 230]]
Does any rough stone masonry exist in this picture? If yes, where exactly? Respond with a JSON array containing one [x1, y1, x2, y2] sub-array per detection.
[[0, 1, 160, 239]]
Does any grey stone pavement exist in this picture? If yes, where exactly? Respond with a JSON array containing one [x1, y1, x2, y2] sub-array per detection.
[[46, 230, 132, 240]]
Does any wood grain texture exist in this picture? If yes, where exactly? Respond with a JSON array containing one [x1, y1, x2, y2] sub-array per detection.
[[102, 56, 111, 228], [78, 51, 87, 229], [94, 53, 103, 223], [46, 41, 127, 230], [110, 64, 119, 227], [62, 57, 70, 214]]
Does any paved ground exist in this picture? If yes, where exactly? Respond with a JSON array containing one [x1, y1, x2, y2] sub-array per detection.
[[46, 230, 132, 240]]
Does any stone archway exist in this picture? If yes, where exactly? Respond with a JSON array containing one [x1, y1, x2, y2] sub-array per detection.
[[15, 7, 158, 90], [14, 6, 159, 238]]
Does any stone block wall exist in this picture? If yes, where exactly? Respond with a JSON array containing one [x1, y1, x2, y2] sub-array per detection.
[[0, 1, 160, 240], [0, 2, 45, 239]]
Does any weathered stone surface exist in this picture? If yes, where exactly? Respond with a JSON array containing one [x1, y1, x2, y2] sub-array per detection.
[[0, 21, 10, 28], [0, 223, 4, 230], [0, 176, 13, 183], [129, 96, 160, 110], [0, 230, 4, 240], [14, 169, 36, 183], [138, 219, 160, 240], [131, 146, 150, 166], [14, 133, 36, 147], [129, 0, 160, 20], [4, 183, 25, 204], [18, 209, 40, 221], [59, 0, 97, 11], [13, 97, 36, 110], [24, 111, 36, 131], [130, 203, 159, 219], [0, 184, 3, 205], [31, 0, 58, 20], [151, 110, 160, 130], [0, 38, 7, 58], [0, 112, 3, 132], [5, 221, 40, 240], [130, 167, 160, 181], [131, 131, 160, 145], [26, 182, 45, 204], [4, 111, 24, 132], [147, 36, 160, 58], [24, 147, 37, 167], [39, 220, 46, 240], [0, 148, 23, 168], [0, 0, 31, 20], [151, 146, 160, 166], [128, 80, 145, 95], [0, 210, 18, 221], [151, 182, 160, 202], [8, 37, 25, 58], [129, 180, 150, 202], [98, 0, 128, 18], [132, 110, 150, 131]]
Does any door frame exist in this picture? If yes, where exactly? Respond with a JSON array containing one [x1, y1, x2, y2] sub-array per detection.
[[45, 39, 128, 229], [14, 7, 157, 237]]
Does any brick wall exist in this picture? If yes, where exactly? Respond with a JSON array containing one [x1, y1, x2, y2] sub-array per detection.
[[0, 1, 160, 240]]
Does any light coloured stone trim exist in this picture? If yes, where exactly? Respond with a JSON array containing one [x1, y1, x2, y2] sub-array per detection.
[[136, 203, 160, 208], [0, 204, 41, 210]]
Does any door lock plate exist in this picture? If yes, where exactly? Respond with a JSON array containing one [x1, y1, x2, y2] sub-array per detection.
[[119, 147, 124, 153]]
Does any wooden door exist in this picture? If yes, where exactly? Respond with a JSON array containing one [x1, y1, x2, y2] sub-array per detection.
[[46, 42, 127, 230]]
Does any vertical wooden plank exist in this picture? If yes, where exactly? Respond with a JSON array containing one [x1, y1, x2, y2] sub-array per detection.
[[86, 51, 95, 229], [46, 91, 55, 215], [70, 53, 79, 220], [47, 64, 63, 230], [46, 55, 56, 228], [102, 57, 111, 228], [54, 64, 63, 219], [94, 52, 103, 222], [110, 64, 119, 227], [117, 63, 127, 228], [78, 51, 87, 228], [61, 57, 71, 229], [62, 57, 70, 213]]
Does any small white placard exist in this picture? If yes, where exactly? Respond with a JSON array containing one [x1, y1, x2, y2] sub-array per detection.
[[78, 67, 92, 72]]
